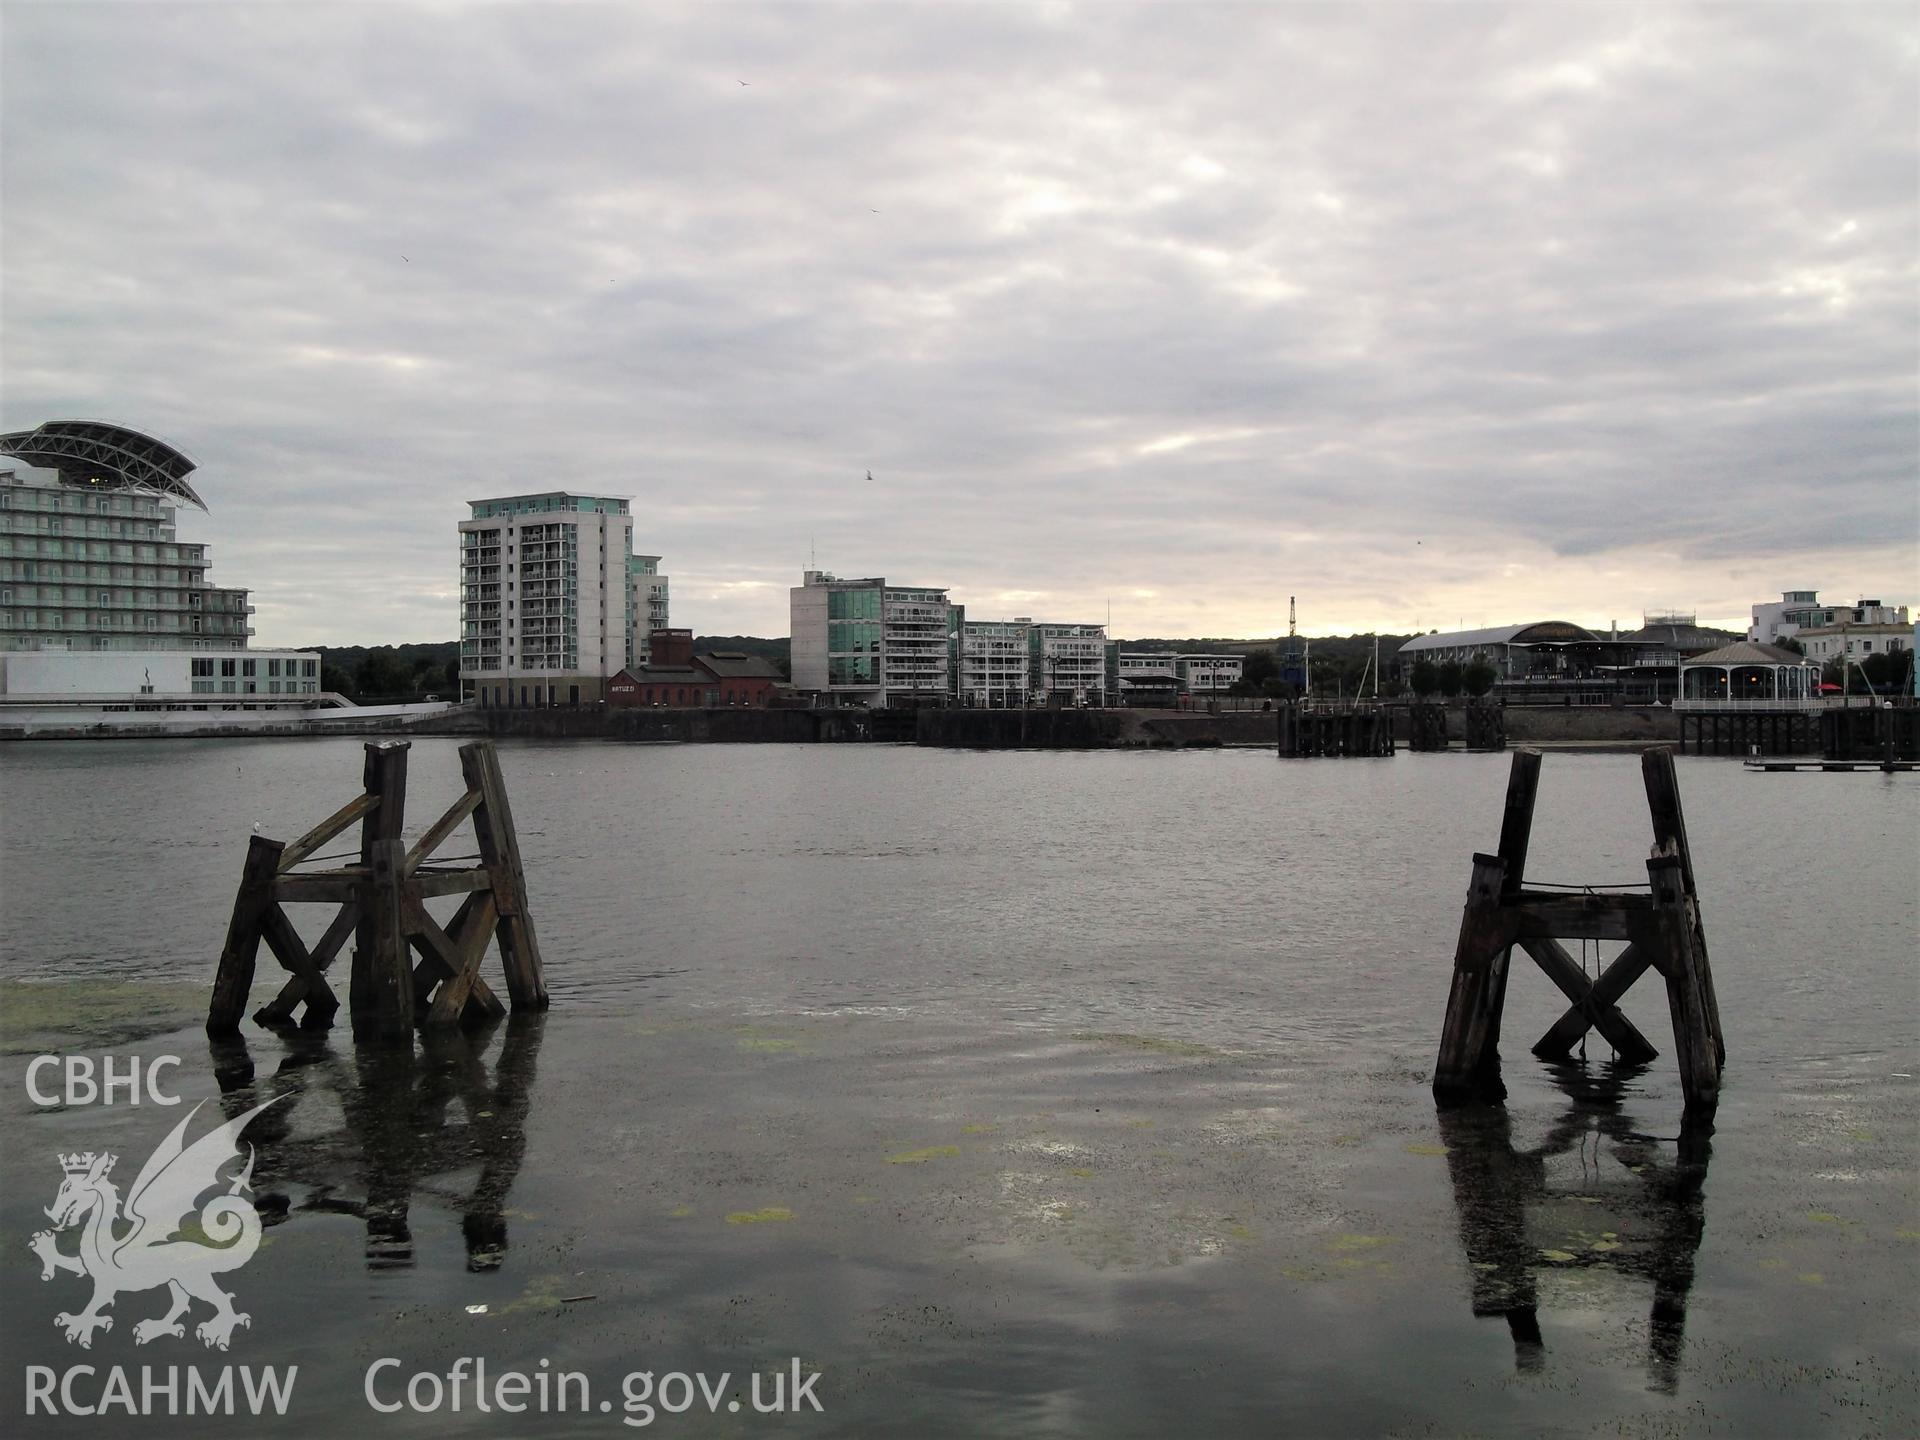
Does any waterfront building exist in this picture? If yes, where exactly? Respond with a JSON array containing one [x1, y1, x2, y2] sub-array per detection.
[[1792, 622, 1913, 666], [0, 421, 328, 716], [1748, 590, 1909, 646], [1113, 651, 1244, 700], [0, 647, 324, 714], [1, 421, 254, 654], [1677, 642, 1821, 706], [956, 618, 1033, 707], [789, 571, 958, 707], [1030, 622, 1108, 705], [1398, 622, 1600, 680], [607, 629, 784, 707], [628, 554, 670, 668], [461, 492, 664, 707]]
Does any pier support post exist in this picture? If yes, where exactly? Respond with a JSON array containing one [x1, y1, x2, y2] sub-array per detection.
[[1648, 853, 1720, 1109], [208, 836, 282, 1035], [463, 740, 548, 1009], [359, 837, 415, 1040], [1642, 749, 1723, 1066], [1434, 853, 1515, 1102], [350, 742, 410, 1022]]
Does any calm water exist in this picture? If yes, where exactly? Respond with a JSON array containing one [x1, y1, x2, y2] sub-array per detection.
[[1, 738, 1914, 1061], [0, 739, 1915, 1436]]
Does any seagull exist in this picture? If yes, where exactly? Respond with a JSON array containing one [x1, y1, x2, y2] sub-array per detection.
[[738, 79, 750, 86], [865, 469, 874, 482]]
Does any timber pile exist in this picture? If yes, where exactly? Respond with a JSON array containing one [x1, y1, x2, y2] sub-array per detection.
[[1433, 748, 1725, 1113], [1276, 703, 1395, 757], [1464, 701, 1507, 752], [1408, 703, 1450, 751], [208, 740, 547, 1041]]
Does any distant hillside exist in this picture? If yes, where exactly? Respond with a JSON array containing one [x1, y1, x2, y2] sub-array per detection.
[[313, 641, 458, 699], [695, 635, 790, 677], [1122, 633, 1415, 661]]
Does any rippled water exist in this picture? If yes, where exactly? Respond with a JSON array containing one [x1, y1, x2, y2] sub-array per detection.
[[1, 738, 1914, 1067], [1, 739, 1915, 1436]]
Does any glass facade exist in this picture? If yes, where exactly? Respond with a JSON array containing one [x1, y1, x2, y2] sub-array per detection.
[[827, 588, 881, 620], [470, 493, 631, 519]]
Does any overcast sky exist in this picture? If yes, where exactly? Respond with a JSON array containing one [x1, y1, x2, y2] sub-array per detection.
[[3, 2, 1914, 645]]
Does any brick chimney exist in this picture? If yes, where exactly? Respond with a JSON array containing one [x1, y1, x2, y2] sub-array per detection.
[[650, 628, 694, 668]]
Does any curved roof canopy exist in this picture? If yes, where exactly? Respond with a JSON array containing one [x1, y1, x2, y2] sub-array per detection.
[[0, 419, 205, 511], [1399, 621, 1599, 654], [1682, 641, 1813, 668]]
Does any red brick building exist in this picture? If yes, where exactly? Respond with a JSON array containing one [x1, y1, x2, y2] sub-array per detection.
[[608, 631, 785, 707]]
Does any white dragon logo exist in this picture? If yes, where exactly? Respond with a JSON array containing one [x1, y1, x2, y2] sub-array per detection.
[[29, 1096, 282, 1351]]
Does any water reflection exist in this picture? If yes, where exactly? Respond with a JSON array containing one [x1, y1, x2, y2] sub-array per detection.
[[1437, 1062, 1711, 1394], [206, 1015, 544, 1272]]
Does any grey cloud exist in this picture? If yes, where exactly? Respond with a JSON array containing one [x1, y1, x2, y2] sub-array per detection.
[[2, 2, 1912, 644]]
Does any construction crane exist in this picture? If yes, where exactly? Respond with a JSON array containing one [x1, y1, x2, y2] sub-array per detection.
[[1280, 596, 1308, 694]]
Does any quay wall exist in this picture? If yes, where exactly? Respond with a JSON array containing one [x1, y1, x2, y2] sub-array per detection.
[[3, 701, 1694, 748]]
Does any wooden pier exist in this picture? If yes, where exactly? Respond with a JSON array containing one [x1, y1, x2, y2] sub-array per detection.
[[1277, 703, 1395, 757], [208, 739, 547, 1041], [1821, 705, 1917, 763], [1746, 758, 1916, 773], [1433, 748, 1725, 1113], [1464, 701, 1507, 752], [1408, 702, 1449, 752], [1676, 708, 1816, 756]]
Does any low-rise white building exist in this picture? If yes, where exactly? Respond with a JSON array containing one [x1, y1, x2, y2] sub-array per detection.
[[1748, 590, 1909, 645], [0, 647, 326, 711], [1114, 651, 1244, 698], [1793, 622, 1912, 665]]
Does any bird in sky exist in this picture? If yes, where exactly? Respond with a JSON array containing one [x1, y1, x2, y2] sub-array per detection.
[[738, 79, 750, 86], [401, 255, 410, 262], [865, 470, 874, 482]]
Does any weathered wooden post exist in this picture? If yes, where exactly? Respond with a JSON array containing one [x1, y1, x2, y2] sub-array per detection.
[[361, 837, 415, 1040], [1647, 851, 1720, 1107], [350, 742, 410, 1025], [1640, 747, 1723, 1066], [1433, 852, 1515, 1099], [208, 837, 284, 1033], [463, 740, 548, 1009]]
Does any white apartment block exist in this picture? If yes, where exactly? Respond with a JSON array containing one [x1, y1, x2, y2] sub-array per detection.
[[628, 554, 670, 669], [460, 492, 651, 707], [1117, 651, 1245, 695], [957, 618, 1032, 707], [1749, 590, 1909, 645], [1031, 622, 1108, 705]]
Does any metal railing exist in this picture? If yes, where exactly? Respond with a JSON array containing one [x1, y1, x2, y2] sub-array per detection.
[[1672, 697, 1826, 712]]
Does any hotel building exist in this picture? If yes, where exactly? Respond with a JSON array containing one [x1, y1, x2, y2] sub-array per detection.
[[0, 420, 323, 714], [1, 423, 254, 654]]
